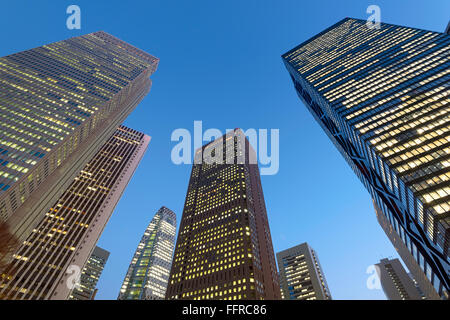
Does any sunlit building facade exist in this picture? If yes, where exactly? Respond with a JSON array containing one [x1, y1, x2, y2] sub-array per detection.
[[0, 126, 150, 299], [69, 246, 110, 300], [0, 31, 158, 254], [277, 243, 331, 300], [166, 129, 280, 300], [283, 18, 449, 298], [119, 206, 176, 300]]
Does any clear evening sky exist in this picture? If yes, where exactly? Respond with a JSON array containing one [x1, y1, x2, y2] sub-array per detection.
[[0, 0, 448, 300]]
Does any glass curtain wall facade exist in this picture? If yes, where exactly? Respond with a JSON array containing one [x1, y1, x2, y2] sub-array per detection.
[[118, 206, 176, 300], [166, 129, 280, 300], [0, 31, 158, 255], [283, 18, 449, 298]]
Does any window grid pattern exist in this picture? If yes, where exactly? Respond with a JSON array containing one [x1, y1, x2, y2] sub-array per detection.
[[118, 207, 176, 300], [0, 126, 149, 300], [283, 18, 449, 298]]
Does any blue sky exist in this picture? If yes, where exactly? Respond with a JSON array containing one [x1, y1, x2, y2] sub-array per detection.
[[0, 0, 448, 300]]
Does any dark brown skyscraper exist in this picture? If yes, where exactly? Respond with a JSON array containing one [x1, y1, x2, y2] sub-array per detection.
[[166, 129, 280, 300], [0, 126, 150, 300]]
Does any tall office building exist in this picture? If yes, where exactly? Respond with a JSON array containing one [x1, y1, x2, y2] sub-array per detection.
[[118, 206, 176, 300], [375, 258, 422, 300], [166, 129, 280, 300], [0, 126, 150, 299], [0, 31, 158, 260], [277, 243, 331, 300], [69, 246, 110, 300], [283, 18, 449, 299]]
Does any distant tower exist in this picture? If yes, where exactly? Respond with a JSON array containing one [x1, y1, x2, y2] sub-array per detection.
[[277, 242, 331, 300], [69, 246, 110, 300], [119, 207, 176, 300], [375, 258, 423, 300], [166, 129, 280, 300]]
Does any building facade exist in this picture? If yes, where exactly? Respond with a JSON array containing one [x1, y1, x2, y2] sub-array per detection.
[[69, 246, 110, 300], [278, 273, 284, 299], [277, 243, 331, 300], [374, 201, 440, 299], [0, 126, 150, 299], [166, 129, 280, 300], [283, 18, 449, 299], [375, 258, 423, 300], [0, 31, 158, 259], [118, 206, 176, 300]]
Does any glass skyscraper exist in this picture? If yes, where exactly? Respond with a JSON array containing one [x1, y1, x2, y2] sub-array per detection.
[[118, 206, 176, 300], [283, 18, 449, 298], [0, 31, 158, 255], [0, 126, 150, 299], [69, 246, 110, 300], [166, 129, 280, 300]]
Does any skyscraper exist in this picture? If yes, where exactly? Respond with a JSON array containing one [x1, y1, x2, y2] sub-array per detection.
[[0, 31, 158, 258], [0, 126, 150, 299], [375, 258, 423, 300], [283, 18, 449, 299], [166, 129, 280, 300], [118, 206, 176, 300], [69, 246, 110, 300], [277, 243, 331, 300]]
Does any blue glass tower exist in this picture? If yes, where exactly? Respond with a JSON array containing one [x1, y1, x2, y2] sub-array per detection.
[[118, 207, 176, 300], [283, 18, 449, 299]]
